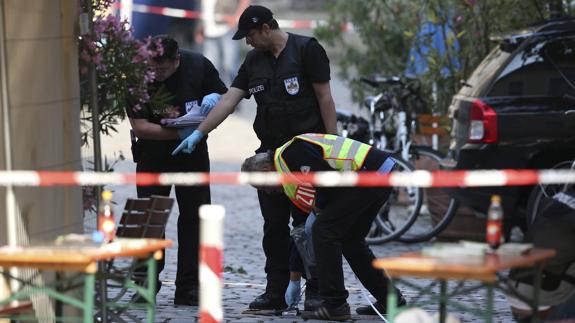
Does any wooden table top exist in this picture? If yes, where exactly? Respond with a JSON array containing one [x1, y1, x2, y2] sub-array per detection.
[[0, 238, 172, 273], [373, 248, 556, 282]]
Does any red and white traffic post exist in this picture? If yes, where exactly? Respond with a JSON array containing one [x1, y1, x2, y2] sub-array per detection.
[[199, 205, 225, 323]]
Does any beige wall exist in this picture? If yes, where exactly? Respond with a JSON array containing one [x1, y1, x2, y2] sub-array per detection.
[[0, 0, 82, 245]]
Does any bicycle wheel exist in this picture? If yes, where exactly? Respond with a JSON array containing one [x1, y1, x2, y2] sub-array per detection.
[[397, 146, 460, 243], [526, 160, 575, 228], [365, 156, 422, 245]]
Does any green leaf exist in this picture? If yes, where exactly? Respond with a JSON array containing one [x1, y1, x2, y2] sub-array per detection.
[[426, 9, 438, 24], [148, 85, 176, 116], [223, 265, 248, 274], [446, 34, 455, 46]]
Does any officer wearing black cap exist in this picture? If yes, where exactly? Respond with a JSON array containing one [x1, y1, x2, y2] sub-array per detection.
[[172, 4, 338, 312]]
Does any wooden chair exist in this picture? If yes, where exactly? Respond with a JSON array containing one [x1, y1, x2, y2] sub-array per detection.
[[97, 195, 174, 321], [414, 114, 450, 151], [416, 114, 450, 137], [116, 195, 174, 239]]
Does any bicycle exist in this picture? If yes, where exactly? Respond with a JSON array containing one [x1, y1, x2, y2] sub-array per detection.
[[348, 76, 465, 244], [337, 76, 450, 244], [526, 159, 575, 227], [336, 108, 421, 243]]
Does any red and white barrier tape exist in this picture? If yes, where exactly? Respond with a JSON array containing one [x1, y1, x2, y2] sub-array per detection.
[[129, 3, 201, 19], [114, 2, 353, 31], [1, 169, 575, 187], [199, 205, 224, 323]]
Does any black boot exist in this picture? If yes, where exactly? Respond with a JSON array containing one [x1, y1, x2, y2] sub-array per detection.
[[301, 302, 351, 321], [248, 292, 287, 311], [303, 285, 322, 311], [131, 279, 162, 304], [174, 287, 199, 306]]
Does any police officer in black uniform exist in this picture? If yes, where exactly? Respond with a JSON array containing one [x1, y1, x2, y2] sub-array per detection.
[[126, 35, 227, 306], [172, 5, 338, 312]]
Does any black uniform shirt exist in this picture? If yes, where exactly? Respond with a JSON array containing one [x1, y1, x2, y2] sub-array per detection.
[[126, 52, 226, 157], [127, 55, 226, 121], [280, 138, 391, 210], [231, 34, 331, 95]]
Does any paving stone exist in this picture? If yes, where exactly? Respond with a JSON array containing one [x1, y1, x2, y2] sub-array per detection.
[[107, 161, 516, 322], [101, 113, 516, 322]]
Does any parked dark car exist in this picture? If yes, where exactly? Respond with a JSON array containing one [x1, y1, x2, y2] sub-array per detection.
[[447, 18, 575, 233]]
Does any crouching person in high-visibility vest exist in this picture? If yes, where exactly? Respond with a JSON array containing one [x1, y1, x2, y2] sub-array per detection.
[[241, 133, 406, 321]]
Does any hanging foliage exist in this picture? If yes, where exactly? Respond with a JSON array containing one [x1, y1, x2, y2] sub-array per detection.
[[315, 0, 575, 114], [78, 0, 162, 146]]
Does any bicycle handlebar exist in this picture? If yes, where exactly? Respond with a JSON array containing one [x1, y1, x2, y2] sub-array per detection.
[[360, 75, 427, 114], [359, 76, 403, 88]]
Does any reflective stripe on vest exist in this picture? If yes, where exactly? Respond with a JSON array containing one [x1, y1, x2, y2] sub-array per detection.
[[274, 134, 372, 212], [274, 148, 313, 212], [293, 134, 371, 171]]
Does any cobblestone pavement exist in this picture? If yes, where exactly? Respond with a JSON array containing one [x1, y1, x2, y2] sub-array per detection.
[[96, 67, 516, 321], [103, 161, 515, 323], [100, 138, 515, 322]]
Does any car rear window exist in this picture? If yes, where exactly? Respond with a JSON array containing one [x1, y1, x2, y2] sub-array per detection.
[[459, 47, 510, 97], [488, 36, 575, 97]]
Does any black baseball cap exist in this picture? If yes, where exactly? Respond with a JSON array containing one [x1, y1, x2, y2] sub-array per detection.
[[232, 5, 274, 40]]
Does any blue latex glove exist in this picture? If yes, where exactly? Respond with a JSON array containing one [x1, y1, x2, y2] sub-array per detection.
[[172, 129, 204, 155], [285, 280, 301, 308], [200, 93, 221, 115], [304, 211, 316, 237], [177, 126, 195, 139]]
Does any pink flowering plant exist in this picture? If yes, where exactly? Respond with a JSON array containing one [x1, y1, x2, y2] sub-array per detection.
[[79, 0, 165, 213], [79, 0, 162, 145]]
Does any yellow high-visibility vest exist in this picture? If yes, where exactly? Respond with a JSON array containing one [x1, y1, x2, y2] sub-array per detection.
[[274, 134, 372, 213]]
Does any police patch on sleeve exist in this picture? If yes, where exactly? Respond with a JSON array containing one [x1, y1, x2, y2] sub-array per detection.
[[284, 77, 300, 95], [185, 100, 199, 113], [249, 84, 264, 95]]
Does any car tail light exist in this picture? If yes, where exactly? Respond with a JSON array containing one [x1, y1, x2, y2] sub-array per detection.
[[468, 99, 498, 143]]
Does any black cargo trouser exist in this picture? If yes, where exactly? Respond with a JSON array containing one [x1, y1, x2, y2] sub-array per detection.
[[257, 190, 310, 296], [136, 140, 210, 293], [312, 186, 396, 308]]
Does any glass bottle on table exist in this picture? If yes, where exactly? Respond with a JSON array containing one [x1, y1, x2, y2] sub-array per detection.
[[486, 194, 503, 252], [98, 190, 116, 243]]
